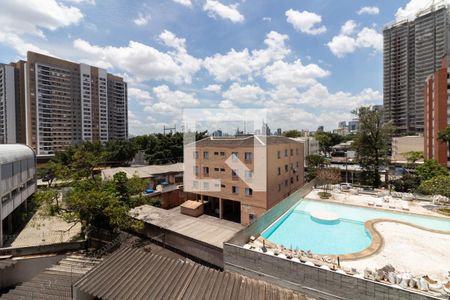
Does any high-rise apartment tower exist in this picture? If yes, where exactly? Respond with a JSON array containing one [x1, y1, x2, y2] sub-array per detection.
[[384, 3, 450, 135]]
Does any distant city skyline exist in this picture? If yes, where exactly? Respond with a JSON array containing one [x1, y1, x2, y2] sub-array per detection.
[[0, 0, 437, 135]]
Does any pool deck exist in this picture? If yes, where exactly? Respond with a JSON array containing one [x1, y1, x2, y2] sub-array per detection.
[[306, 189, 448, 219], [304, 189, 450, 282], [130, 205, 243, 249]]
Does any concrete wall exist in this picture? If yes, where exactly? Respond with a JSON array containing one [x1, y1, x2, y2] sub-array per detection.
[[0, 241, 86, 257], [224, 244, 436, 300], [0, 254, 65, 289], [138, 222, 223, 268]]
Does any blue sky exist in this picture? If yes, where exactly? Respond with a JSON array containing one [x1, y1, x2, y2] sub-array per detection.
[[0, 0, 435, 135]]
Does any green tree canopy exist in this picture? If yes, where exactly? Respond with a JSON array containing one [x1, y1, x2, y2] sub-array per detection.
[[352, 106, 392, 188], [282, 129, 302, 138], [305, 154, 326, 181], [315, 132, 343, 156], [403, 151, 424, 168], [415, 159, 448, 181], [418, 175, 450, 197]]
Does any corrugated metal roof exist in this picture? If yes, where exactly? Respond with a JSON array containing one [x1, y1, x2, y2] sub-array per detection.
[[0, 144, 35, 164], [74, 247, 310, 300]]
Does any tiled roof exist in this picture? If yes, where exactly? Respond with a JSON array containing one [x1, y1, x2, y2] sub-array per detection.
[[74, 247, 310, 300]]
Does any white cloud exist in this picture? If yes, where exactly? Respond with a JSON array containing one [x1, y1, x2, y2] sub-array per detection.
[[63, 0, 95, 4], [73, 31, 201, 84], [146, 85, 200, 115], [357, 6, 380, 15], [133, 13, 151, 26], [172, 0, 192, 7], [340, 20, 357, 35], [396, 0, 438, 21], [0, 32, 50, 56], [129, 87, 152, 106], [218, 100, 237, 109], [285, 9, 326, 35], [263, 59, 330, 87], [327, 21, 382, 57], [0, 0, 83, 37], [204, 84, 222, 93], [262, 17, 272, 22], [159, 30, 186, 52], [222, 82, 266, 104], [203, 31, 290, 81], [203, 0, 244, 23]]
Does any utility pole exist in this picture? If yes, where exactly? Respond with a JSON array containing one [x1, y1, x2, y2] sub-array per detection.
[[163, 125, 176, 135]]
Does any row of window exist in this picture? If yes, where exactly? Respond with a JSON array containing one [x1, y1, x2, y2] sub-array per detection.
[[193, 166, 253, 179], [277, 162, 300, 175], [277, 175, 300, 191], [277, 148, 300, 159], [193, 151, 253, 161], [192, 180, 253, 196]]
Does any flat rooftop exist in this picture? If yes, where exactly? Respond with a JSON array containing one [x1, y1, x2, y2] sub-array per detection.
[[131, 205, 243, 249]]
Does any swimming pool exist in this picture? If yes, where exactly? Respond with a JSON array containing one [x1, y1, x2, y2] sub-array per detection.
[[261, 199, 450, 255]]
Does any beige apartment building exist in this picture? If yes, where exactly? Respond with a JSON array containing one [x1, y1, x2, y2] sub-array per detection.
[[391, 136, 424, 163], [185, 135, 304, 225], [0, 52, 128, 156]]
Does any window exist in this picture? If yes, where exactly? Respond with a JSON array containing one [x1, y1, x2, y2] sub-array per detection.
[[290, 149, 293, 156], [203, 182, 210, 190], [221, 184, 226, 188], [285, 164, 288, 172], [231, 152, 238, 160], [193, 166, 199, 175], [244, 152, 253, 161], [193, 151, 199, 159], [232, 186, 239, 194], [193, 181, 199, 189], [220, 152, 225, 156], [214, 152, 219, 156], [277, 167, 281, 175], [214, 167, 220, 172], [220, 168, 225, 172], [291, 177, 294, 184], [203, 151, 209, 159], [203, 167, 209, 176], [232, 169, 238, 177], [277, 151, 281, 159], [296, 175, 299, 182], [284, 149, 288, 157], [296, 162, 299, 168], [245, 188, 253, 196], [245, 170, 252, 179]]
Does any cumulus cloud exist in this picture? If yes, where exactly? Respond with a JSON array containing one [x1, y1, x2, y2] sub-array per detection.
[[285, 9, 326, 35], [327, 21, 382, 57], [0, 0, 83, 38], [203, 31, 290, 81], [73, 30, 201, 84], [0, 33, 50, 56], [204, 84, 222, 93], [203, 0, 244, 23], [172, 0, 192, 7], [128, 87, 152, 106], [145, 85, 200, 115], [357, 6, 380, 15], [263, 59, 330, 88], [222, 82, 266, 104], [396, 0, 439, 21], [133, 13, 151, 26]]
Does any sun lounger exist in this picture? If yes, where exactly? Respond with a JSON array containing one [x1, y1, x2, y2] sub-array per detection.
[[389, 201, 397, 209], [375, 199, 383, 207], [383, 195, 390, 203], [368, 200, 375, 206], [401, 201, 410, 211]]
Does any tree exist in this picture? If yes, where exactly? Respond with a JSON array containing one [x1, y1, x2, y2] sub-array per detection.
[[352, 107, 392, 188], [418, 175, 450, 198], [305, 154, 326, 181], [438, 125, 450, 153], [282, 129, 302, 138], [391, 174, 421, 192], [415, 159, 448, 182], [315, 132, 343, 156], [317, 168, 341, 192], [403, 151, 424, 168], [104, 140, 138, 166]]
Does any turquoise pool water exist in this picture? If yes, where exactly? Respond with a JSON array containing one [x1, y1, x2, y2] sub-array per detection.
[[261, 200, 450, 255]]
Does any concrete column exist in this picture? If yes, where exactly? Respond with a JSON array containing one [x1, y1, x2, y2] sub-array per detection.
[[0, 217, 3, 247], [219, 198, 223, 219], [200, 194, 204, 204]]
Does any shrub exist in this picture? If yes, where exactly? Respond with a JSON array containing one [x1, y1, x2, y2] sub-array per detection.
[[418, 175, 450, 197], [318, 192, 331, 199]]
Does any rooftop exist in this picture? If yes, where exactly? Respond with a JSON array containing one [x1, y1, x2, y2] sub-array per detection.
[[191, 135, 300, 147], [0, 144, 35, 164], [74, 247, 312, 300], [101, 163, 183, 180]]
